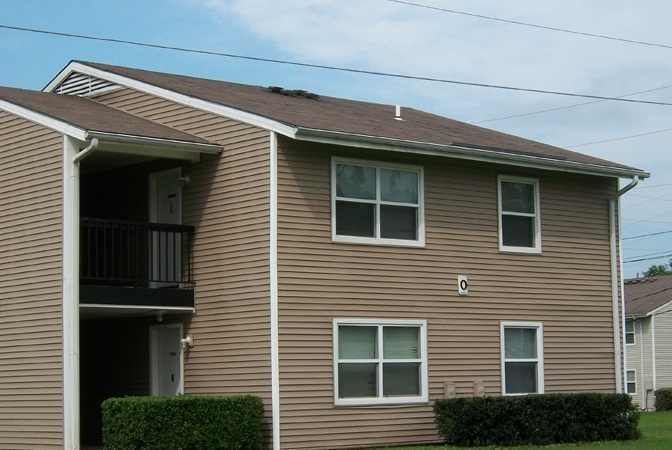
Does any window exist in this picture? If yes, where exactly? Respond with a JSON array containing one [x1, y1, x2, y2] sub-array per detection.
[[498, 176, 541, 253], [332, 158, 424, 246], [626, 370, 637, 394], [501, 322, 544, 395], [625, 320, 635, 345], [333, 319, 428, 406]]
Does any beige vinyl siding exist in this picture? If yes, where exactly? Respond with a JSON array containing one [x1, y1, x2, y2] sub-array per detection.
[[276, 138, 619, 449], [625, 318, 655, 409], [89, 88, 274, 435], [655, 304, 672, 390], [0, 111, 63, 448]]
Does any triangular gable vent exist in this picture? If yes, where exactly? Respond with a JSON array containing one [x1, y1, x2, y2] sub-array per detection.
[[54, 72, 119, 97]]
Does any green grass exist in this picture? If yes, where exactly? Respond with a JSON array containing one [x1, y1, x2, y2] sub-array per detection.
[[369, 411, 672, 450]]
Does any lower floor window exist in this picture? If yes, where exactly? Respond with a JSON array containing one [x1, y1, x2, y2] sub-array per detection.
[[501, 322, 544, 395], [334, 319, 428, 406], [626, 370, 637, 394]]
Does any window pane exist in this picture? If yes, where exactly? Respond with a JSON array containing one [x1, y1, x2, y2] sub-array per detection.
[[339, 363, 377, 398], [505, 362, 537, 394], [380, 205, 417, 240], [336, 201, 375, 237], [502, 181, 535, 213], [625, 321, 634, 333], [505, 328, 537, 359], [383, 363, 420, 397], [383, 327, 419, 359], [502, 215, 534, 247], [381, 169, 418, 203], [627, 382, 637, 394], [626, 332, 635, 345], [627, 370, 636, 382], [339, 326, 377, 359], [336, 164, 375, 200]]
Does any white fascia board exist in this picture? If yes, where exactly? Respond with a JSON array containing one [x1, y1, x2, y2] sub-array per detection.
[[648, 299, 672, 317], [47, 62, 298, 138], [295, 128, 650, 180], [86, 131, 223, 155], [0, 99, 87, 140]]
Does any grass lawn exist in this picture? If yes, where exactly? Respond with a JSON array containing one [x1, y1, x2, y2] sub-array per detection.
[[374, 411, 672, 450]]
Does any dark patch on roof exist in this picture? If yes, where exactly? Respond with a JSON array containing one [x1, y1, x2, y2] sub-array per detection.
[[625, 275, 672, 316], [75, 61, 643, 173], [0, 86, 212, 145]]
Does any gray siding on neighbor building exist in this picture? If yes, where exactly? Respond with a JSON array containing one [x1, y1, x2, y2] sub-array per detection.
[[0, 111, 64, 449]]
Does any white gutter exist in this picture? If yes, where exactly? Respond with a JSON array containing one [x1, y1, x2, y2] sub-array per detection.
[[269, 131, 281, 450], [610, 176, 639, 394]]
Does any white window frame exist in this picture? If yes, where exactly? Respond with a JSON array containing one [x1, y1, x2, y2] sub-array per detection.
[[626, 369, 637, 394], [333, 318, 428, 406], [498, 175, 541, 254], [500, 322, 544, 395], [625, 320, 635, 345], [331, 157, 425, 247]]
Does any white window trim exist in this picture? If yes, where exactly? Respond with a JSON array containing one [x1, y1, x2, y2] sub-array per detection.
[[500, 321, 544, 396], [333, 318, 428, 406], [331, 157, 425, 247], [626, 369, 637, 394], [498, 175, 541, 254], [625, 320, 636, 345]]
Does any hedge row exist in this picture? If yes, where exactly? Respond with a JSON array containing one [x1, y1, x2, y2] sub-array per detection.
[[655, 388, 672, 411], [433, 393, 640, 447], [102, 394, 264, 450]]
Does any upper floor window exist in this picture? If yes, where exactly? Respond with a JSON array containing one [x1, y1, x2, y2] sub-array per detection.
[[625, 320, 635, 345], [626, 370, 637, 394], [332, 158, 424, 246], [498, 176, 541, 253], [333, 319, 428, 406], [501, 322, 544, 395]]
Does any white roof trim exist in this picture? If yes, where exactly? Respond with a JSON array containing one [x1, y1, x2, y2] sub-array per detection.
[[46, 62, 298, 138], [648, 299, 672, 317], [295, 128, 650, 179], [0, 99, 87, 140], [87, 131, 222, 154]]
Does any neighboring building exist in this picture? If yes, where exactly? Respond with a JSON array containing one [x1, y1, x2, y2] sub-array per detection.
[[624, 276, 672, 410], [0, 60, 649, 450]]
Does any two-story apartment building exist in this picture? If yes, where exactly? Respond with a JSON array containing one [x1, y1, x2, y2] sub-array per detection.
[[0, 61, 649, 450]]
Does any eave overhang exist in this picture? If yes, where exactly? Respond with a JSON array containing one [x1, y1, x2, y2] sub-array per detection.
[[295, 127, 650, 180]]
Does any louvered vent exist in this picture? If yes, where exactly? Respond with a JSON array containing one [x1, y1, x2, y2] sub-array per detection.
[[54, 73, 119, 97]]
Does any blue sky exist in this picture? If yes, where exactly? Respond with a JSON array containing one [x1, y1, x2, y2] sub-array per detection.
[[2, 0, 672, 277]]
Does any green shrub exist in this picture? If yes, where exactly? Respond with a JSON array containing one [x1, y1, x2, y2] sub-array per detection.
[[433, 393, 640, 447], [655, 388, 672, 411], [102, 394, 264, 450]]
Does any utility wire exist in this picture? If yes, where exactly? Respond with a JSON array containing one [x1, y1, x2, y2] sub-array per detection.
[[564, 126, 672, 148], [623, 230, 672, 241], [624, 252, 672, 264], [2, 23, 672, 106], [474, 85, 672, 124], [386, 0, 672, 50]]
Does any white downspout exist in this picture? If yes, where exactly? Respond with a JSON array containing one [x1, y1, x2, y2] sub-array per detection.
[[269, 131, 281, 450], [63, 137, 98, 450], [610, 176, 638, 394]]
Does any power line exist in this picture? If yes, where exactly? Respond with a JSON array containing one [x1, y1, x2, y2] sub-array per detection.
[[2, 23, 672, 106], [624, 252, 672, 264], [474, 85, 672, 124], [385, 0, 672, 50], [564, 126, 672, 148], [623, 230, 672, 241]]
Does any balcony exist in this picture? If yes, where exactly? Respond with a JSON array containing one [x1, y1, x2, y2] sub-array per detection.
[[80, 218, 195, 309]]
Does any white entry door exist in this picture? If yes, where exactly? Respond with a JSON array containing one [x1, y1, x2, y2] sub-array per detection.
[[150, 325, 183, 396], [149, 169, 182, 286]]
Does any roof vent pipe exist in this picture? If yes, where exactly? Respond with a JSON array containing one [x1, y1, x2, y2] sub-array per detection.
[[394, 104, 404, 121]]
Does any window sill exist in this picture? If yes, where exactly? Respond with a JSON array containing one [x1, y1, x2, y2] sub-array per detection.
[[333, 235, 426, 248], [499, 246, 542, 254], [335, 396, 429, 407]]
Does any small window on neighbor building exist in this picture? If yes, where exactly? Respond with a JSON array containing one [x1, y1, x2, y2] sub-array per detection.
[[625, 320, 635, 345], [498, 176, 541, 253], [626, 370, 637, 394]]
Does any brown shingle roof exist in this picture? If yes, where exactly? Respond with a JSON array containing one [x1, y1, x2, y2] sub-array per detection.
[[625, 276, 672, 316], [78, 61, 644, 174], [0, 86, 212, 145]]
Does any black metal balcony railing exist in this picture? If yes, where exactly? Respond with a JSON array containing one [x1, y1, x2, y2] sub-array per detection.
[[80, 218, 195, 288]]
